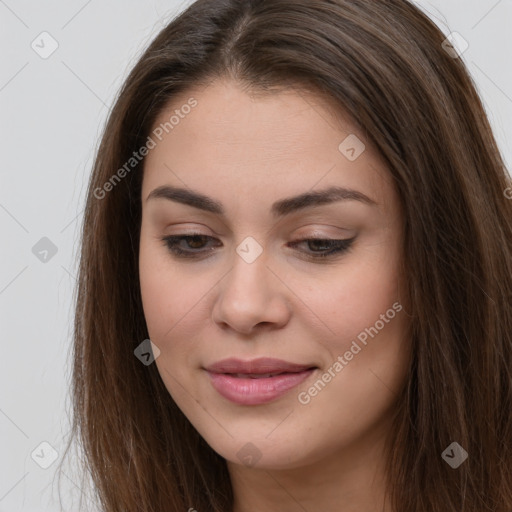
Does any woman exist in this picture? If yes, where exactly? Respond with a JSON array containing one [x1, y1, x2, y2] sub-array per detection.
[[59, 0, 512, 511]]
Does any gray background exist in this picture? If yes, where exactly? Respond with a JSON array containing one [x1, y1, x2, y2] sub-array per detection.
[[1, 1, 511, 510]]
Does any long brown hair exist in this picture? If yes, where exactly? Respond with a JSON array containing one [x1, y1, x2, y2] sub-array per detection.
[[57, 0, 512, 510]]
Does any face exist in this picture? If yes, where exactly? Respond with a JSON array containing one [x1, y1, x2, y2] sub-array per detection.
[[139, 78, 410, 471]]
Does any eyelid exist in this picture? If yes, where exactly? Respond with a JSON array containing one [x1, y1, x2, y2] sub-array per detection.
[[293, 227, 355, 239]]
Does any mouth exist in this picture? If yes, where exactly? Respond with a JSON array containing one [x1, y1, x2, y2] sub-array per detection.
[[229, 372, 300, 378], [204, 358, 318, 405]]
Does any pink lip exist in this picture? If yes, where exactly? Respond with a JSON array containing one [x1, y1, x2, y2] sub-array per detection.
[[204, 357, 317, 405]]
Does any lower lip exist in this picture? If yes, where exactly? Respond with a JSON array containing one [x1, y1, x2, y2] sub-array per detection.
[[206, 369, 315, 405]]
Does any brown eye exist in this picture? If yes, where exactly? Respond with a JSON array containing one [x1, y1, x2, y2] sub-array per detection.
[[288, 237, 356, 259], [162, 234, 219, 258], [161, 234, 356, 260]]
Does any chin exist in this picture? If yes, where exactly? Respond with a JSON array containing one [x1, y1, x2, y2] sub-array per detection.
[[198, 426, 331, 471]]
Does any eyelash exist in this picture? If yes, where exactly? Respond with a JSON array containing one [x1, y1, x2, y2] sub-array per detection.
[[160, 233, 356, 260]]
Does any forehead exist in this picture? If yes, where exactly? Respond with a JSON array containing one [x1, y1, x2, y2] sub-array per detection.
[[141, 79, 397, 214]]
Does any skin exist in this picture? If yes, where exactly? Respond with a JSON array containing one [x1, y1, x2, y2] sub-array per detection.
[[139, 78, 410, 512]]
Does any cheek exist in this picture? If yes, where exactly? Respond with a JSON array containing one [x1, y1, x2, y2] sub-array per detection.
[[139, 239, 186, 343], [293, 260, 408, 434], [139, 246, 201, 401], [300, 247, 402, 355], [139, 240, 216, 358]]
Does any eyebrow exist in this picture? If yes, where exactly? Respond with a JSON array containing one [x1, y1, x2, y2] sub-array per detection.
[[146, 184, 377, 217]]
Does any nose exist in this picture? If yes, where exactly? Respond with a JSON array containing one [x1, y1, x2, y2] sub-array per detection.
[[211, 249, 292, 335]]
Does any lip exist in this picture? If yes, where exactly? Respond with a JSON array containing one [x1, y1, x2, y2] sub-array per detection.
[[204, 357, 317, 405]]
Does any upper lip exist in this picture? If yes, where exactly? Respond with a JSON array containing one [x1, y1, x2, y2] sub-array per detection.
[[204, 357, 316, 374]]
